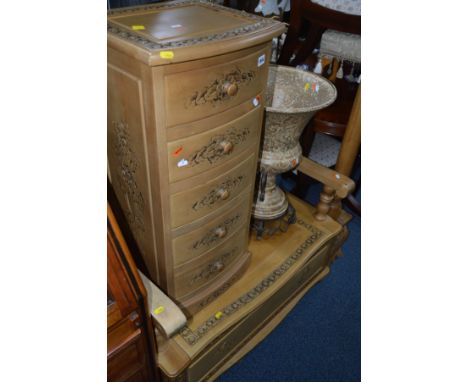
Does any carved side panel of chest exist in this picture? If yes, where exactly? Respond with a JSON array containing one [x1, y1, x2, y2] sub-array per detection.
[[107, 63, 160, 284]]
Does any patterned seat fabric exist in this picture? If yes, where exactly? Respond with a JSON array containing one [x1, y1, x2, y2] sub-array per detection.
[[320, 29, 360, 63]]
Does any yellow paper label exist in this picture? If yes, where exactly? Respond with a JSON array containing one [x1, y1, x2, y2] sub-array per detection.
[[160, 51, 174, 59], [153, 306, 165, 315], [132, 25, 145, 31], [215, 311, 223, 320], [304, 82, 311, 91]]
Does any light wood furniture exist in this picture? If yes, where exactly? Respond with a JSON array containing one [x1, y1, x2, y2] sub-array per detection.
[[142, 155, 354, 382], [107, 3, 357, 380], [109, 156, 354, 381], [155, 192, 353, 382], [107, 0, 286, 315], [139, 270, 187, 339], [330, 84, 361, 217]]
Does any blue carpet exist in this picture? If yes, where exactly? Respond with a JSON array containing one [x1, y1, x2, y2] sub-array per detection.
[[217, 178, 361, 382]]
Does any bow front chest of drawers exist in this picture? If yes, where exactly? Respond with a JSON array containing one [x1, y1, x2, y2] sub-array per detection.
[[107, 0, 285, 314]]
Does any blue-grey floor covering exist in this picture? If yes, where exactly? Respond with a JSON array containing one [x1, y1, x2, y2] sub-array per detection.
[[217, 177, 361, 382]]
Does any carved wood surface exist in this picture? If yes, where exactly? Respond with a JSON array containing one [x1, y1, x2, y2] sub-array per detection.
[[172, 192, 250, 265], [170, 154, 255, 228], [167, 107, 262, 182], [108, 1, 284, 314], [107, 0, 279, 52], [179, 218, 323, 345]]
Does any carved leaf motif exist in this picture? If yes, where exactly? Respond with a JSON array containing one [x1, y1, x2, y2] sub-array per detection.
[[192, 176, 244, 211], [107, 1, 278, 52], [187, 67, 256, 108], [188, 126, 250, 166], [113, 121, 146, 233], [191, 214, 240, 250], [189, 247, 238, 286]]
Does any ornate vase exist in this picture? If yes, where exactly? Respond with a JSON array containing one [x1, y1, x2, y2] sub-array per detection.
[[252, 65, 337, 234]]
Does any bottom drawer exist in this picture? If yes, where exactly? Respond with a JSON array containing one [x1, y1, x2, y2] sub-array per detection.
[[174, 226, 249, 298], [187, 243, 331, 382], [172, 190, 251, 265]]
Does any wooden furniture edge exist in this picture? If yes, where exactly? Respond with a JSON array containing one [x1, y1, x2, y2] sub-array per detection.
[[179, 250, 252, 316], [108, 326, 142, 360], [107, 1, 287, 67], [108, 203, 148, 299], [335, 84, 361, 176], [297, 156, 355, 198], [207, 266, 330, 381], [139, 271, 188, 339], [108, 202, 160, 381]]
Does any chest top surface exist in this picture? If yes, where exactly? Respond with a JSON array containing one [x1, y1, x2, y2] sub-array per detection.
[[107, 0, 286, 66]]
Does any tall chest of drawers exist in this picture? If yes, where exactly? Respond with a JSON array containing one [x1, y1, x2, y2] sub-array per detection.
[[107, 0, 285, 315]]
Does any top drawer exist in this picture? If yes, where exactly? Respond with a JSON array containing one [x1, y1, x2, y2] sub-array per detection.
[[164, 46, 269, 127]]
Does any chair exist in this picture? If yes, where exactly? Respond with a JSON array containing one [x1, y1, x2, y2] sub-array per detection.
[[278, 1, 360, 67], [278, 0, 361, 217]]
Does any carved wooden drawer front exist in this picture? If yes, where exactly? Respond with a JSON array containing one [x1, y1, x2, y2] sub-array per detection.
[[167, 106, 262, 183], [172, 192, 250, 265], [172, 213, 247, 267], [173, 227, 248, 297], [164, 46, 269, 127], [170, 153, 255, 228]]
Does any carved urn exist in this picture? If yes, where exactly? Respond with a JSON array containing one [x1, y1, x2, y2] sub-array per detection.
[[252, 65, 337, 234]]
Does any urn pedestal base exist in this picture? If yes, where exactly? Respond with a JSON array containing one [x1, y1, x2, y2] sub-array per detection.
[[252, 172, 289, 221], [251, 145, 302, 238], [251, 203, 297, 239]]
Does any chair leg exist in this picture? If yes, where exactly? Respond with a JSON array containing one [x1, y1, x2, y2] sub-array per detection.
[[315, 185, 335, 221], [328, 195, 343, 220]]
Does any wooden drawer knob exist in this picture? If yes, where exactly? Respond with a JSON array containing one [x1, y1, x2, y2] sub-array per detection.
[[219, 141, 233, 154], [223, 82, 238, 97], [214, 227, 227, 238], [217, 188, 230, 200]]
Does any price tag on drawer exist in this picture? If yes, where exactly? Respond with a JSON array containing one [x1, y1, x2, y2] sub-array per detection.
[[252, 95, 261, 107], [172, 146, 183, 157], [257, 54, 266, 67], [177, 158, 189, 168], [215, 311, 223, 320], [160, 51, 174, 59]]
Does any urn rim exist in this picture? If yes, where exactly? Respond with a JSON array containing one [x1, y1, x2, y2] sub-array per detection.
[[265, 65, 338, 115]]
